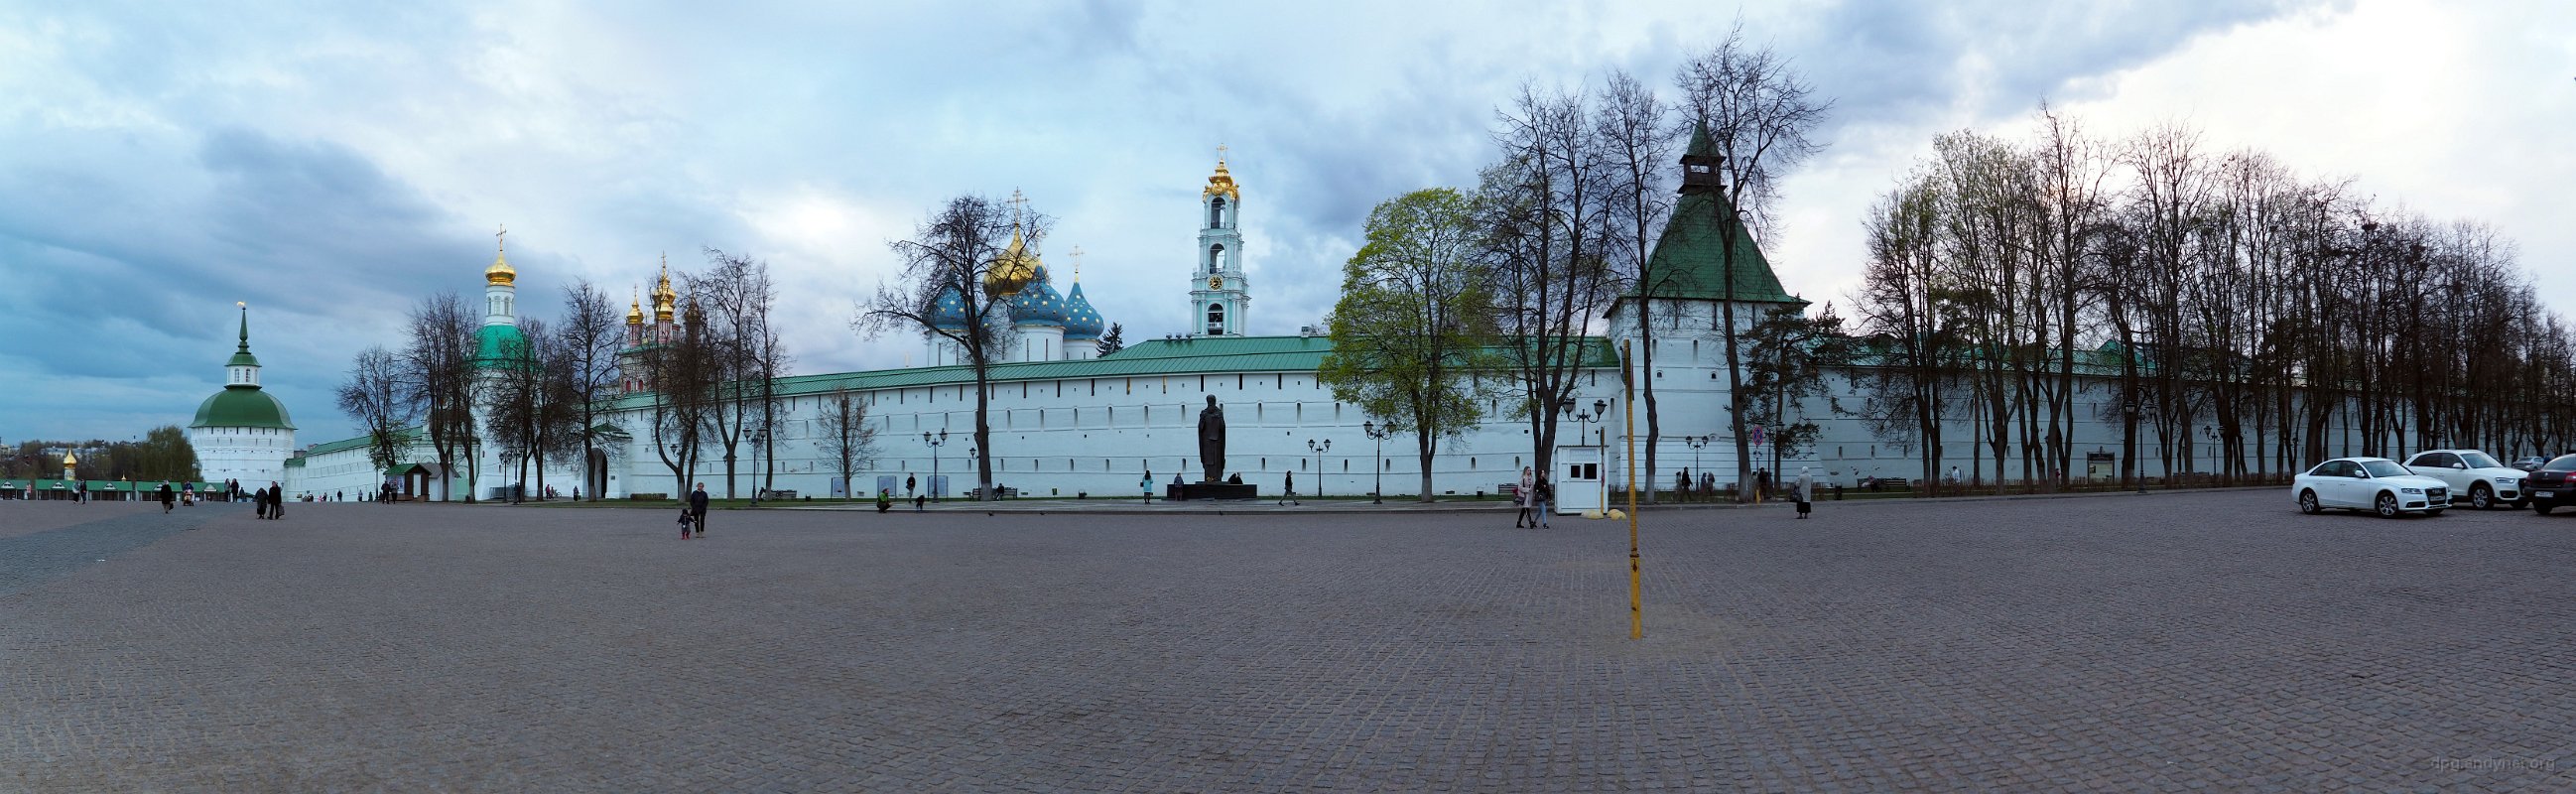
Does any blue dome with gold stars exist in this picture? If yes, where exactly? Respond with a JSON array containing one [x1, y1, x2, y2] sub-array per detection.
[[1062, 281, 1104, 340], [1009, 266, 1067, 327], [929, 287, 969, 330]]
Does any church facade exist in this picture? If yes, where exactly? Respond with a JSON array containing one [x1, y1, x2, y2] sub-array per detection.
[[279, 151, 2305, 504]]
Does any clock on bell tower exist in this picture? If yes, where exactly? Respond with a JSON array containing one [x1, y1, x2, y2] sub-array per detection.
[[1190, 147, 1249, 336]]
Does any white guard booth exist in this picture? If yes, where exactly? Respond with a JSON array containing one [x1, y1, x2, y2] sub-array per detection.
[[1555, 446, 1606, 514]]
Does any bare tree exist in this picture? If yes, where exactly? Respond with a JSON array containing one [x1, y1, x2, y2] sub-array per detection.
[[1677, 24, 1833, 500], [1595, 68, 1679, 503], [555, 279, 625, 496], [856, 194, 1037, 501], [1481, 82, 1620, 486], [403, 292, 477, 501], [813, 387, 878, 498], [334, 344, 417, 482], [695, 248, 784, 498]]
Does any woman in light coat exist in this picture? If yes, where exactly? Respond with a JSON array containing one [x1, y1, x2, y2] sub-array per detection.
[[1794, 466, 1816, 519], [1514, 466, 1536, 528]]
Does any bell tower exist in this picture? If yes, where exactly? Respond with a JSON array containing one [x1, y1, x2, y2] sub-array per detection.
[[1191, 147, 1249, 336]]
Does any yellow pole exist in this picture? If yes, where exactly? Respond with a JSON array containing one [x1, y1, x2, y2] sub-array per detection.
[[1622, 339, 1643, 640]]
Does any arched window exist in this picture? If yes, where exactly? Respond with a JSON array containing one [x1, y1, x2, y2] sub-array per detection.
[[1209, 244, 1224, 272], [1206, 304, 1225, 335], [1209, 198, 1225, 228]]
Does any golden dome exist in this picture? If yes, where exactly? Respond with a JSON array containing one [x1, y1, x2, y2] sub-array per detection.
[[1204, 158, 1239, 201], [652, 258, 677, 322], [983, 226, 1040, 297], [63, 451, 77, 466], [626, 289, 644, 326], [486, 224, 516, 286]]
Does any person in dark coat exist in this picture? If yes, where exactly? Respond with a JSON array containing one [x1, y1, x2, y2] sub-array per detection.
[[158, 481, 175, 514], [255, 485, 270, 519], [687, 482, 709, 538]]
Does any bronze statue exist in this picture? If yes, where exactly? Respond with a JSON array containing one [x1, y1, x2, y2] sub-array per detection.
[[1198, 395, 1226, 482]]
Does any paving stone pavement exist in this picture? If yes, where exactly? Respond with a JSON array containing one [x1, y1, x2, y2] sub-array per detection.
[[3, 491, 2574, 792]]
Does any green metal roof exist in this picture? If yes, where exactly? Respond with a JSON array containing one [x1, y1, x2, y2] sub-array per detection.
[[474, 323, 532, 369], [191, 385, 295, 430], [303, 434, 380, 457], [284, 457, 306, 468], [1634, 126, 1803, 306]]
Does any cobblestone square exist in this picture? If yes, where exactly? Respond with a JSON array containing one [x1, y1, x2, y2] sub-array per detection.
[[5, 491, 2574, 791]]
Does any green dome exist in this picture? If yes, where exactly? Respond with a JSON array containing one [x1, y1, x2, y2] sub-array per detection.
[[474, 324, 532, 369], [192, 386, 296, 430]]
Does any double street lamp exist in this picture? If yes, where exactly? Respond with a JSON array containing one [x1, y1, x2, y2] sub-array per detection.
[[1683, 434, 1715, 500], [1362, 420, 1390, 504], [922, 429, 950, 502], [1308, 439, 1331, 499]]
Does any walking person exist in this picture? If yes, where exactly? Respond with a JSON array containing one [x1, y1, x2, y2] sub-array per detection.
[[687, 482, 709, 538], [269, 482, 286, 520], [1533, 473, 1553, 529], [254, 485, 270, 519], [158, 481, 175, 515], [1279, 469, 1297, 506], [1514, 466, 1536, 528], [906, 474, 917, 502], [1140, 469, 1152, 504], [1794, 466, 1815, 519]]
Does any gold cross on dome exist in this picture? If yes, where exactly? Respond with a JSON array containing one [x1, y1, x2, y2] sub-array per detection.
[[1069, 245, 1084, 280], [1216, 143, 1228, 162], [496, 223, 507, 252]]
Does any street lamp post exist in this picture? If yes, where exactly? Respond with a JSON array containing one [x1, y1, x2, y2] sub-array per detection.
[[1308, 439, 1331, 499], [1682, 435, 1714, 501], [922, 429, 950, 502], [1363, 420, 1390, 504], [749, 428, 769, 506]]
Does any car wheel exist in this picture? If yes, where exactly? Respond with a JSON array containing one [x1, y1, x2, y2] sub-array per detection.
[[2472, 483, 2494, 510], [2298, 489, 2322, 515], [2377, 491, 2400, 518]]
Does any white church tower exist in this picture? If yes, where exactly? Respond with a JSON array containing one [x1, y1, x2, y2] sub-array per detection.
[[1191, 149, 1249, 336]]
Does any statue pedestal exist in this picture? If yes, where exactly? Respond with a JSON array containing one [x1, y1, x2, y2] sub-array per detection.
[[1168, 482, 1258, 501]]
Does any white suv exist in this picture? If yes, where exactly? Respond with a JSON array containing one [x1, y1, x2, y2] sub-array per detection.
[[2401, 449, 2526, 509]]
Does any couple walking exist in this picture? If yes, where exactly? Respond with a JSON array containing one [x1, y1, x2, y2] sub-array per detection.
[[252, 482, 287, 520], [1514, 466, 1554, 528], [679, 482, 708, 539]]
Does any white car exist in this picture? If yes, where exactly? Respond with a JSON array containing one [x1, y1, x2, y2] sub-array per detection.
[[2399, 449, 2526, 509], [2293, 457, 2451, 517]]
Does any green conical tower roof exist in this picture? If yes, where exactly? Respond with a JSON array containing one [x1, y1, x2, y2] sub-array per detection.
[[193, 303, 294, 431], [1637, 123, 1803, 306], [225, 304, 261, 367]]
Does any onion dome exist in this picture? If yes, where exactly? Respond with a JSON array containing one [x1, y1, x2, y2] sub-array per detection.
[[486, 225, 516, 286], [1009, 266, 1066, 327], [1204, 156, 1239, 200], [62, 450, 76, 467], [1062, 281, 1104, 340], [983, 226, 1039, 298], [652, 257, 678, 322], [929, 287, 970, 331], [626, 291, 644, 326]]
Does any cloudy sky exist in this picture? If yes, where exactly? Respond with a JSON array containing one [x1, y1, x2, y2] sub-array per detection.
[[2, 0, 2567, 446]]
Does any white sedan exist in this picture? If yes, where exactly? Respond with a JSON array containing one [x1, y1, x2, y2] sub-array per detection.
[[2293, 457, 2452, 517], [2399, 449, 2526, 509]]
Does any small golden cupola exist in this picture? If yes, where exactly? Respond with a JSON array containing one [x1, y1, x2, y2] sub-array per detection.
[[652, 256, 678, 322], [485, 224, 516, 286], [626, 286, 644, 326], [1204, 149, 1239, 201]]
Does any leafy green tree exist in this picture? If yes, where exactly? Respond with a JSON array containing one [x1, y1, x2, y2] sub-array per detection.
[[1319, 188, 1499, 502]]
